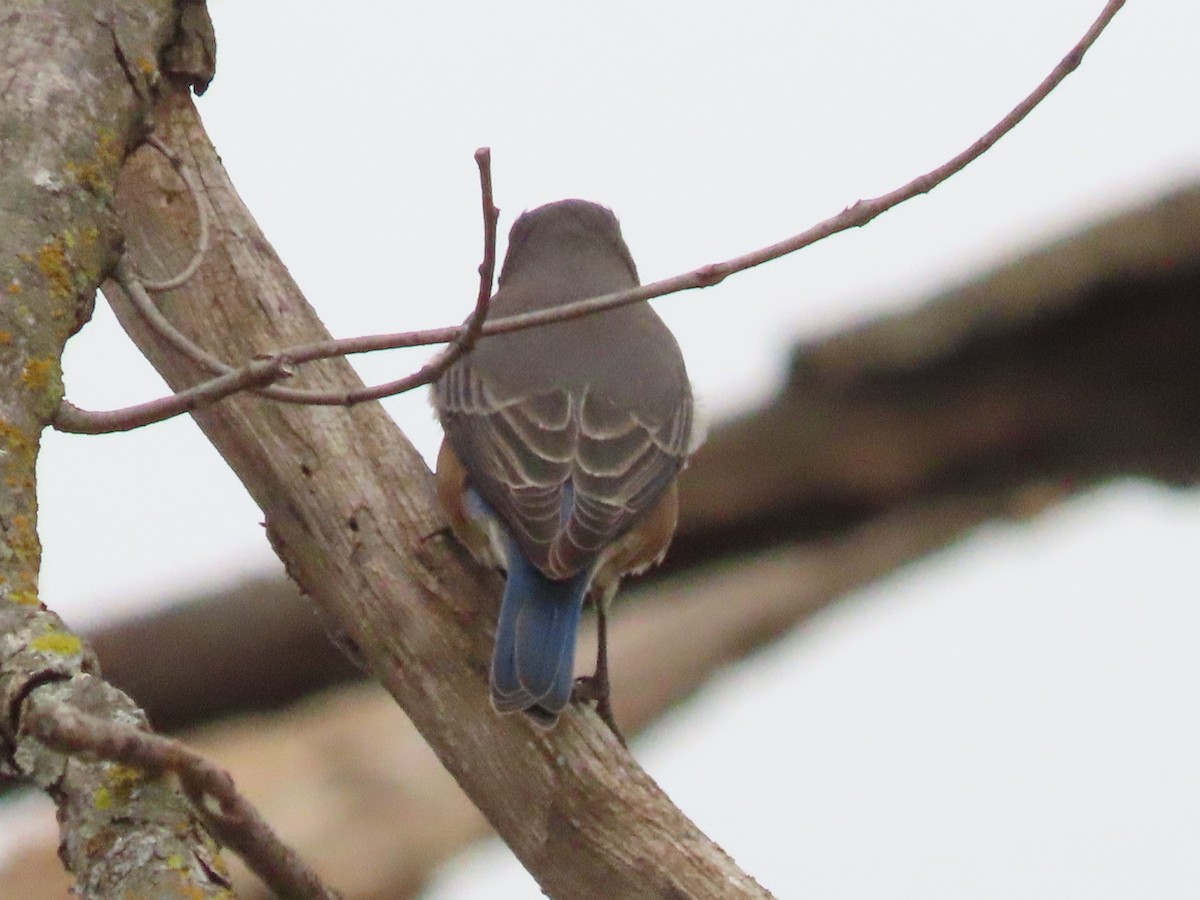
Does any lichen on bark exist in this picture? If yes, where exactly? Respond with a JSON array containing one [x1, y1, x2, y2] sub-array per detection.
[[0, 3, 238, 896]]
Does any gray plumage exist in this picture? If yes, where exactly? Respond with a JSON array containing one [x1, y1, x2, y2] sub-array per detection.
[[433, 199, 692, 580]]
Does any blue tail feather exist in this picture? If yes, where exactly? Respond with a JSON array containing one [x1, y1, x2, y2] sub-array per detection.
[[490, 539, 590, 724]]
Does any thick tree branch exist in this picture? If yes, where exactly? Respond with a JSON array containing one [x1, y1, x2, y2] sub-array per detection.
[[0, 492, 1037, 900], [105, 87, 768, 899], [29, 704, 339, 900], [0, 2, 235, 896]]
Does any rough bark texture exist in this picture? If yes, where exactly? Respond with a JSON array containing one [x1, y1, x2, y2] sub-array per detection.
[[105, 86, 770, 899], [0, 4, 234, 897]]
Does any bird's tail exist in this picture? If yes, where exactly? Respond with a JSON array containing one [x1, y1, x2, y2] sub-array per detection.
[[490, 543, 590, 727]]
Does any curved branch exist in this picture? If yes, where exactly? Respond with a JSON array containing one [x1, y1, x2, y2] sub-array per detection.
[[29, 704, 339, 900], [132, 135, 212, 291], [62, 145, 499, 425], [53, 354, 292, 434], [72, 0, 1125, 434]]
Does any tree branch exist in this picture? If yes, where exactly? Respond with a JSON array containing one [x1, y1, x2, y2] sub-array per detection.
[[52, 353, 293, 434], [53, 0, 1125, 433], [53, 144, 499, 432], [29, 704, 340, 900], [0, 2, 235, 896], [105, 86, 772, 898]]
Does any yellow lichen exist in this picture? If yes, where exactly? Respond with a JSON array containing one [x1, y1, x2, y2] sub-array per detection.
[[7, 590, 40, 606], [30, 631, 82, 656], [0, 419, 41, 596], [5, 512, 40, 567], [92, 785, 112, 810], [21, 357, 57, 392], [17, 356, 64, 419], [102, 764, 144, 807], [64, 161, 107, 196], [92, 765, 146, 811], [63, 130, 123, 198], [5, 281, 19, 295], [6, 471, 35, 496], [36, 237, 73, 300], [95, 129, 121, 166], [0, 420, 37, 495], [0, 417, 37, 499]]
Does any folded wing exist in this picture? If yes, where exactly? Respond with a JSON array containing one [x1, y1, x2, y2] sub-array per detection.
[[434, 359, 691, 580]]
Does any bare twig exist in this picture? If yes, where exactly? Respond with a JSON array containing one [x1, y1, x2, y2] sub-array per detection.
[[464, 146, 500, 352], [134, 135, 212, 291], [255, 0, 1130, 355], [91, 0, 1123, 429], [28, 703, 341, 900], [52, 354, 293, 434], [255, 146, 500, 406], [402, 0, 1128, 339], [99, 149, 499, 416], [222, 3, 1133, 353]]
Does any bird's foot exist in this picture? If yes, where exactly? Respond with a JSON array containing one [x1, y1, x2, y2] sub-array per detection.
[[572, 674, 626, 747]]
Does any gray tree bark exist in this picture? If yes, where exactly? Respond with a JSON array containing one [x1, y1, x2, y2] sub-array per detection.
[[0, 3, 234, 897]]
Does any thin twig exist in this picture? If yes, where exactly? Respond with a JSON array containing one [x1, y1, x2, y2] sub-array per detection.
[[463, 146, 500, 354], [108, 143, 501, 409], [135, 135, 212, 291], [52, 354, 293, 434], [179, 0, 1130, 362], [328, 0, 1130, 345], [116, 254, 339, 405], [97, 0, 1123, 426], [270, 147, 501, 405], [28, 703, 342, 900], [85, 150, 500, 422], [118, 254, 229, 373]]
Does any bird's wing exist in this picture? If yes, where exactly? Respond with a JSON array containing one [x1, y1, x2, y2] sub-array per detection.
[[434, 359, 691, 579]]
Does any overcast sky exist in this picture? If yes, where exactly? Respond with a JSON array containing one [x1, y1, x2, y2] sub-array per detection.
[[19, 1, 1200, 896]]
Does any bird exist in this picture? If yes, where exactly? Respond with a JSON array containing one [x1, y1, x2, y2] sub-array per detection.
[[432, 199, 693, 731]]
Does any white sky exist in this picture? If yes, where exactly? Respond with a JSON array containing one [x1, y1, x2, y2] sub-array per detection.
[[19, 1, 1200, 896]]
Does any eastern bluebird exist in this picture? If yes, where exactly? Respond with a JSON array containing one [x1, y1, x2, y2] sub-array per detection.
[[432, 199, 693, 729]]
